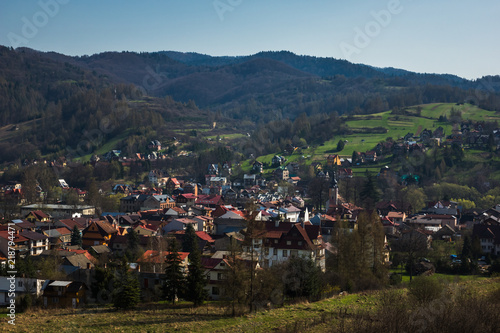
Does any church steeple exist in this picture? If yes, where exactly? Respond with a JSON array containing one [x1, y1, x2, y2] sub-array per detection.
[[328, 172, 339, 209]]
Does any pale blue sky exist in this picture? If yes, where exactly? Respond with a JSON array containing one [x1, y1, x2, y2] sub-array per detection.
[[1, 0, 499, 79]]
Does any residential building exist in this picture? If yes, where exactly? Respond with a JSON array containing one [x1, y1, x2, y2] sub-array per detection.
[[42, 281, 87, 308], [81, 221, 118, 248]]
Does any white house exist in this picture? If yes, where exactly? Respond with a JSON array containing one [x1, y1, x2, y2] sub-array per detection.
[[0, 277, 46, 305]]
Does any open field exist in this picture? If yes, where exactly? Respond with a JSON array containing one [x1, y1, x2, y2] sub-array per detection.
[[244, 103, 500, 176], [3, 277, 499, 332]]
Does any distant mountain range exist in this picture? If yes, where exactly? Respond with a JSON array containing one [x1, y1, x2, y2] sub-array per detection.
[[31, 48, 499, 116]]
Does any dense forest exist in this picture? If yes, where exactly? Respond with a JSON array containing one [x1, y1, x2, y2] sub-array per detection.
[[1, 46, 500, 164]]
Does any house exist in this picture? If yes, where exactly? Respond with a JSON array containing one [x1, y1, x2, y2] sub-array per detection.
[[148, 169, 168, 185], [137, 250, 189, 274], [272, 155, 285, 166], [405, 214, 457, 230], [120, 194, 150, 213], [387, 211, 406, 224], [42, 281, 87, 308], [183, 183, 199, 196], [252, 161, 264, 173], [165, 206, 188, 218], [165, 178, 181, 194], [274, 166, 289, 181], [192, 215, 215, 234], [473, 224, 500, 255], [162, 218, 199, 234], [61, 253, 95, 274], [278, 205, 302, 223], [148, 140, 162, 151], [364, 151, 377, 163], [244, 222, 325, 271], [0, 277, 46, 306], [25, 210, 50, 223], [214, 210, 247, 235], [202, 257, 228, 300], [196, 195, 224, 208], [0, 231, 29, 258], [208, 164, 219, 176], [327, 154, 341, 167], [19, 230, 49, 255], [81, 221, 118, 248], [208, 176, 228, 188], [433, 224, 459, 241], [141, 194, 175, 210], [21, 204, 95, 219], [244, 174, 257, 187], [338, 168, 353, 179]]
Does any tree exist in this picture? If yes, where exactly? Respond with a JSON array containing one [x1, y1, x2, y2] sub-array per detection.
[[391, 230, 429, 282], [337, 139, 345, 152], [113, 259, 140, 309], [222, 237, 250, 316], [125, 229, 141, 261], [461, 235, 473, 260], [91, 265, 114, 304], [162, 238, 185, 305], [401, 186, 426, 214], [185, 228, 207, 306], [182, 223, 197, 253], [71, 225, 82, 247], [359, 172, 380, 210], [308, 177, 330, 211], [282, 256, 321, 301]]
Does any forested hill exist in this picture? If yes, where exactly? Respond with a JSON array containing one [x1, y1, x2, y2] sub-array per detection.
[[0, 46, 215, 163], [1, 45, 500, 163], [39, 48, 500, 121]]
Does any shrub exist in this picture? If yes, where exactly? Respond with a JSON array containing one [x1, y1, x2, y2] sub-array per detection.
[[389, 273, 402, 285], [408, 276, 443, 305]]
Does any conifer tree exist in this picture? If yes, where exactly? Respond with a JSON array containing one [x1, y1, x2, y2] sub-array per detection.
[[163, 238, 185, 305], [71, 225, 82, 247], [113, 259, 140, 309], [185, 226, 207, 306], [182, 223, 197, 253]]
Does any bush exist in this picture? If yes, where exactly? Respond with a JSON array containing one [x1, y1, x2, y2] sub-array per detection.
[[408, 276, 443, 305], [389, 273, 402, 285]]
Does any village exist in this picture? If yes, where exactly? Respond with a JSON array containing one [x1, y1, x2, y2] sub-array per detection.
[[1, 145, 500, 311]]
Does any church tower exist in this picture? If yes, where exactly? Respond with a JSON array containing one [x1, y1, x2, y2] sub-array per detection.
[[327, 173, 339, 210]]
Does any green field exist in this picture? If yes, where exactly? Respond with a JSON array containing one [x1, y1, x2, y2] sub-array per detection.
[[242, 103, 499, 175]]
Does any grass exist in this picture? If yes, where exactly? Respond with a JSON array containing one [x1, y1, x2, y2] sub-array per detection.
[[73, 130, 132, 163], [239, 102, 499, 176], [4, 277, 499, 332]]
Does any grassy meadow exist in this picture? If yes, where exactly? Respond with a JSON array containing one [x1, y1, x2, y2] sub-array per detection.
[[2, 276, 499, 332]]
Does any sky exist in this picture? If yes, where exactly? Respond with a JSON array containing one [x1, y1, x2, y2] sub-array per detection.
[[0, 0, 499, 80]]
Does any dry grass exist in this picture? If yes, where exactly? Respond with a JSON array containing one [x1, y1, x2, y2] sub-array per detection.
[[2, 278, 499, 332]]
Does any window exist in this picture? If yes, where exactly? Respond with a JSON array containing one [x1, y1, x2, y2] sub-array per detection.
[[273, 248, 278, 255], [274, 239, 278, 244], [212, 287, 220, 295], [283, 250, 288, 257], [298, 241, 302, 246], [286, 241, 291, 245], [220, 262, 225, 267], [264, 248, 269, 256], [18, 281, 23, 287], [217, 273, 226, 280]]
